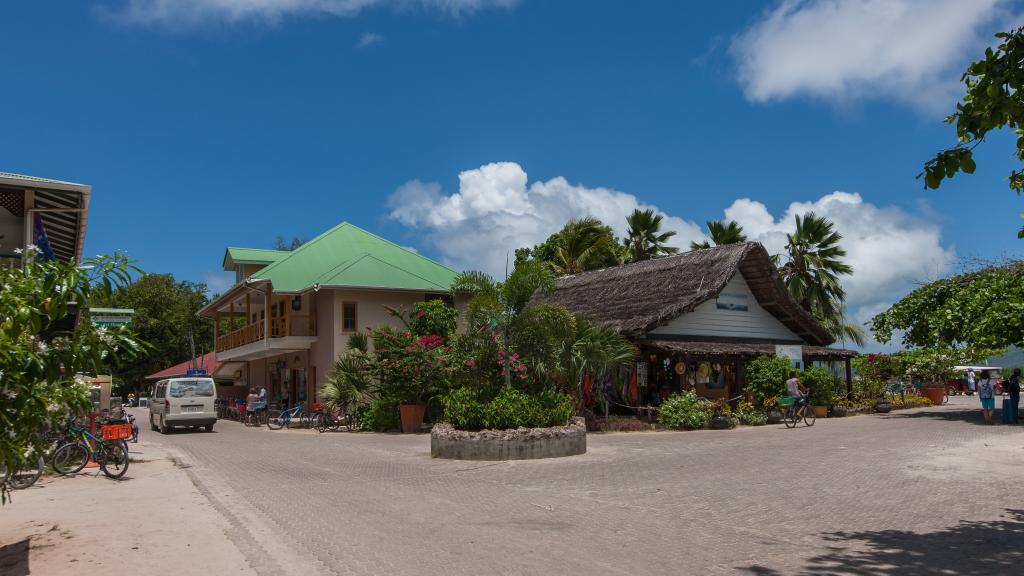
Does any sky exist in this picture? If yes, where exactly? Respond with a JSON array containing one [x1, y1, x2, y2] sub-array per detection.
[[2, 0, 1023, 350]]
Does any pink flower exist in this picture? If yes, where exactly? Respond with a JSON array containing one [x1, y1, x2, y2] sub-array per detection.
[[466, 359, 476, 368], [416, 310, 426, 318]]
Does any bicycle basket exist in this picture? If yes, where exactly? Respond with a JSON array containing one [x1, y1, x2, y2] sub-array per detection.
[[101, 423, 133, 441], [777, 397, 795, 407]]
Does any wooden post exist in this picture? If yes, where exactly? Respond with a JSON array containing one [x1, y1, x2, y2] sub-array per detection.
[[246, 293, 252, 326], [285, 296, 292, 337], [264, 287, 272, 339], [229, 301, 235, 333], [845, 357, 853, 399]]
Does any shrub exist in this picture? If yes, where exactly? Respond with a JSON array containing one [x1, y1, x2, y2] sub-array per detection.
[[359, 397, 402, 432], [853, 377, 887, 402], [441, 386, 575, 430], [657, 391, 713, 430], [892, 394, 933, 409], [745, 355, 792, 406], [734, 401, 768, 426], [802, 366, 841, 406]]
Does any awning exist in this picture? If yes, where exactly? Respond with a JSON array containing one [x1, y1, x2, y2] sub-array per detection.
[[638, 339, 858, 360]]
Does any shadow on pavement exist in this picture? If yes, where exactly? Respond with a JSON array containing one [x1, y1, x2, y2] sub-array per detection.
[[0, 538, 29, 576], [740, 509, 1024, 575], [881, 405, 1021, 427]]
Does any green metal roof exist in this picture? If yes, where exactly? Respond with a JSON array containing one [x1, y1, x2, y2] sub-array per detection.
[[249, 222, 459, 292], [0, 171, 88, 187], [222, 247, 290, 271]]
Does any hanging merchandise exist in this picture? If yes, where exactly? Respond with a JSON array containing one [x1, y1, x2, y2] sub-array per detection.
[[636, 361, 648, 388], [697, 362, 711, 385], [708, 363, 725, 390], [674, 361, 686, 375], [628, 365, 639, 405]]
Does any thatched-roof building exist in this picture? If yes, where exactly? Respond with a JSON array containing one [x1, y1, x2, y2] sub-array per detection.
[[533, 242, 855, 406]]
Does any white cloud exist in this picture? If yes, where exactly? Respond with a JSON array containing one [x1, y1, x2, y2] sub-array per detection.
[[731, 0, 1012, 111], [202, 270, 236, 295], [724, 191, 956, 338], [356, 31, 384, 48], [387, 162, 705, 277], [102, 0, 517, 27]]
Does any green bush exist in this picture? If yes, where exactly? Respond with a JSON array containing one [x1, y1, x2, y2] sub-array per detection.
[[441, 386, 574, 430], [745, 355, 792, 405], [657, 391, 713, 430], [733, 400, 768, 426], [359, 397, 402, 432], [802, 366, 840, 406]]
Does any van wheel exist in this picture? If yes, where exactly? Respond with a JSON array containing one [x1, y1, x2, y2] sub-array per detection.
[[159, 416, 170, 435], [150, 415, 158, 432], [204, 424, 214, 433]]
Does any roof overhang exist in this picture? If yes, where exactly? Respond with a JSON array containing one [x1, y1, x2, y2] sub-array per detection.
[[0, 173, 91, 263]]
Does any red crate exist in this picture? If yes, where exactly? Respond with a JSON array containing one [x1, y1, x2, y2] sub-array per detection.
[[101, 423, 133, 441]]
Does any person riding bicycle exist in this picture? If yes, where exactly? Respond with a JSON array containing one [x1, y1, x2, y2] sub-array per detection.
[[245, 388, 259, 424], [786, 371, 809, 416]]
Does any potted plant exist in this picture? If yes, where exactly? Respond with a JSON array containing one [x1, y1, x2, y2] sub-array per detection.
[[763, 395, 784, 424], [709, 399, 736, 430], [803, 366, 838, 419]]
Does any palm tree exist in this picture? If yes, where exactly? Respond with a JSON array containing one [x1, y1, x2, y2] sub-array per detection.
[[817, 305, 867, 347], [623, 209, 679, 262], [774, 213, 855, 344], [552, 217, 620, 274], [690, 220, 747, 250]]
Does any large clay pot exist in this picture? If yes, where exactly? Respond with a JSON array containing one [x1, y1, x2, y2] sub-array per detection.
[[831, 405, 849, 418], [875, 402, 892, 413], [921, 386, 945, 405], [812, 405, 828, 418], [399, 404, 426, 434], [766, 409, 783, 424], [710, 415, 735, 430]]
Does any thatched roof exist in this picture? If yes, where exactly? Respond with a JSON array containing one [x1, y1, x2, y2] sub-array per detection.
[[531, 242, 835, 346], [639, 339, 857, 360]]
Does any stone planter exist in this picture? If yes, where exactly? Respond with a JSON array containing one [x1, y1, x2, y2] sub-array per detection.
[[399, 404, 426, 434], [431, 417, 587, 460], [766, 409, 783, 424], [710, 415, 735, 430], [831, 405, 849, 418], [874, 402, 893, 413]]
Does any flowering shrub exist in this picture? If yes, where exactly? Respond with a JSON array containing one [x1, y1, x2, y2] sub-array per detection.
[[1, 250, 143, 503], [657, 391, 713, 430], [734, 401, 768, 426], [745, 355, 792, 406]]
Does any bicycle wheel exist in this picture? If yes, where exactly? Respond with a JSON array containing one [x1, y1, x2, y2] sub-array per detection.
[[313, 413, 326, 433], [266, 410, 284, 430], [803, 407, 817, 427], [9, 455, 45, 489], [99, 441, 130, 479], [52, 443, 90, 475]]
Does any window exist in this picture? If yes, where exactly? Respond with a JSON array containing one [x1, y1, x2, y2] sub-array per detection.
[[169, 379, 215, 398], [342, 302, 357, 332]]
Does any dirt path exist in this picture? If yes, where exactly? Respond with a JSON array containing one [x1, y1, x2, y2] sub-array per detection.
[[0, 439, 253, 576]]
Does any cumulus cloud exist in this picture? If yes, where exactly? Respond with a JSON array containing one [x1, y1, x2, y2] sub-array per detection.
[[387, 162, 705, 277], [356, 31, 384, 48], [202, 270, 236, 295], [724, 191, 956, 326], [101, 0, 518, 27], [731, 0, 1013, 111]]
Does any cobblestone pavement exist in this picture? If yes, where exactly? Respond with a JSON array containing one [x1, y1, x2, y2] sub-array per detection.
[[139, 396, 1024, 575]]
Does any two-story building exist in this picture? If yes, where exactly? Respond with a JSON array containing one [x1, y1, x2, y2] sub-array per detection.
[[199, 221, 461, 408]]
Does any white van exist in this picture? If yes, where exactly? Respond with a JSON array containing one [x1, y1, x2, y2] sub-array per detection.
[[149, 377, 218, 434]]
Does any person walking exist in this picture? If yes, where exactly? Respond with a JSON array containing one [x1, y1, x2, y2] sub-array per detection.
[[978, 370, 997, 424], [1006, 368, 1021, 425], [245, 388, 259, 426], [967, 368, 977, 395]]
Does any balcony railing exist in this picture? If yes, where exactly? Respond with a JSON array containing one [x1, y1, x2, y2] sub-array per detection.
[[216, 314, 316, 353]]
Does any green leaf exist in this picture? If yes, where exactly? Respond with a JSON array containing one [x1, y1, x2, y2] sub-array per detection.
[[961, 154, 977, 174]]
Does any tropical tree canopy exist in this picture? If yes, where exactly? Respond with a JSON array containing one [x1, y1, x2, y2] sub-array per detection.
[[93, 273, 213, 390], [515, 217, 621, 273], [870, 261, 1024, 350], [690, 220, 747, 250], [918, 28, 1024, 237], [623, 209, 678, 262], [773, 213, 862, 346]]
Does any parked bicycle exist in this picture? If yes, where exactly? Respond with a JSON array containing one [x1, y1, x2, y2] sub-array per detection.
[[1, 451, 45, 490], [52, 421, 131, 479], [779, 395, 816, 428], [266, 403, 308, 430]]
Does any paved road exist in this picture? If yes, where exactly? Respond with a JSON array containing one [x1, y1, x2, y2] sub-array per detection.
[[137, 396, 1024, 575]]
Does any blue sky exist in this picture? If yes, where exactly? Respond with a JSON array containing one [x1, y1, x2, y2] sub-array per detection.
[[2, 0, 1022, 348]]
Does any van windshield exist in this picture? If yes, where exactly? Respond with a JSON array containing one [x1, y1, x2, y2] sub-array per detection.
[[169, 379, 215, 398]]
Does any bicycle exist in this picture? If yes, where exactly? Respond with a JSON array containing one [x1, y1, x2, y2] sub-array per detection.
[[51, 421, 131, 479], [779, 396, 816, 428], [266, 403, 306, 430], [1, 452, 45, 490], [310, 404, 340, 433]]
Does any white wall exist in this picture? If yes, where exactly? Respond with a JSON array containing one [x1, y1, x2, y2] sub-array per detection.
[[647, 274, 801, 342]]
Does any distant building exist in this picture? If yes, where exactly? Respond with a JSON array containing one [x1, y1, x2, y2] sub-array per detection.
[[199, 221, 461, 407]]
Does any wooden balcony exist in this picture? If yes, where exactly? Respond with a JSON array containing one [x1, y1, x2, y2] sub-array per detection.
[[215, 314, 317, 354]]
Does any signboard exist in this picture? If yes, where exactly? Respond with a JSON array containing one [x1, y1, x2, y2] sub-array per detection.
[[775, 345, 803, 369], [89, 308, 134, 328], [185, 368, 209, 377], [716, 291, 749, 311]]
